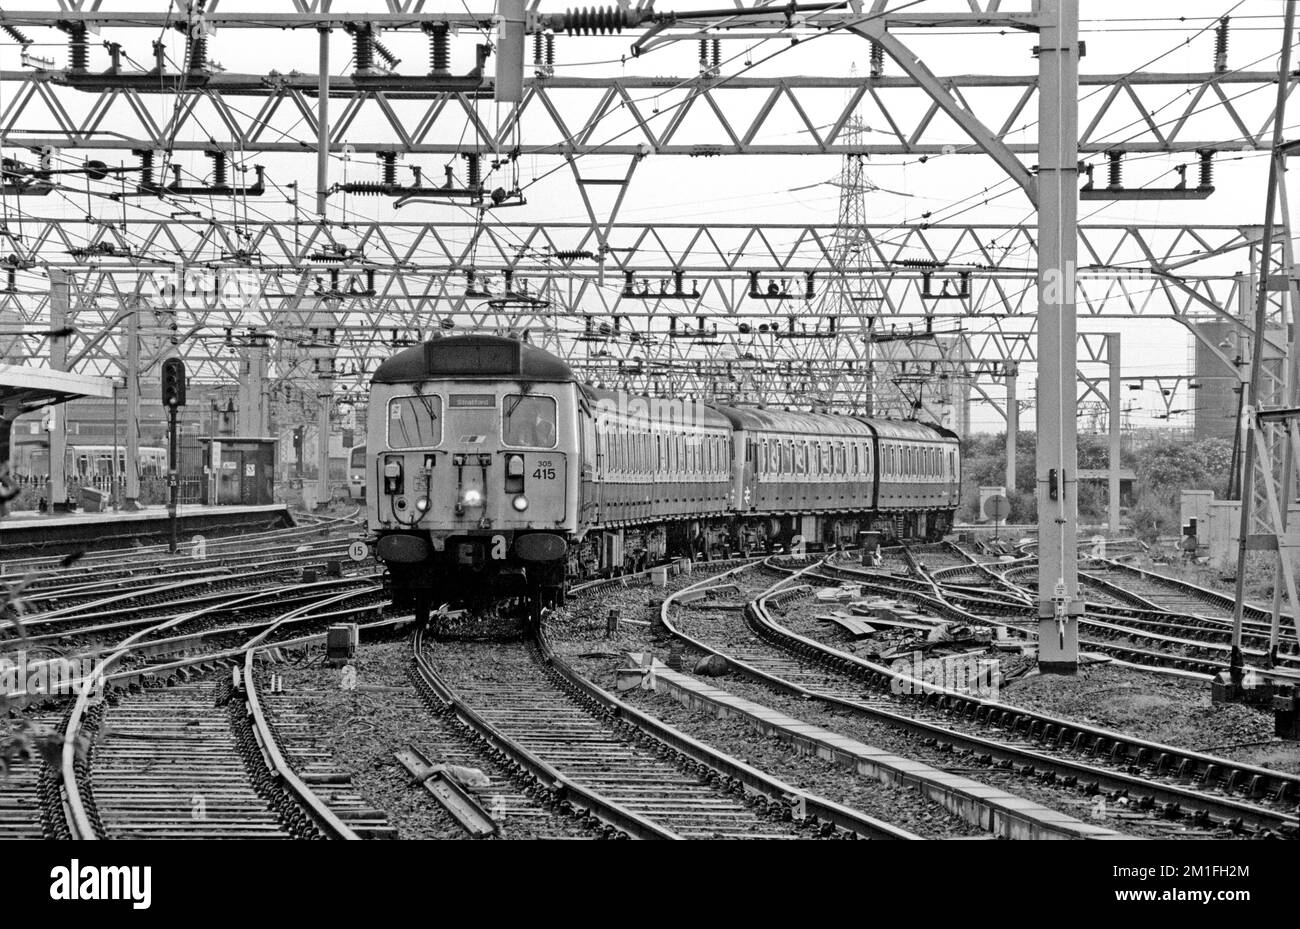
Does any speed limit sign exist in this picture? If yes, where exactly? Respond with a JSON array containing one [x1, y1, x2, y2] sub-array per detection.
[[348, 540, 370, 562]]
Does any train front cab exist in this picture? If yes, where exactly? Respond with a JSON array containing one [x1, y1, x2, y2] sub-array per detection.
[[366, 337, 582, 613]]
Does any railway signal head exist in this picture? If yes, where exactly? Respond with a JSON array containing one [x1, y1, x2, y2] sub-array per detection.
[[161, 357, 187, 408]]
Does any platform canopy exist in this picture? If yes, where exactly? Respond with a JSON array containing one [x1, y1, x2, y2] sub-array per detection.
[[0, 364, 113, 418]]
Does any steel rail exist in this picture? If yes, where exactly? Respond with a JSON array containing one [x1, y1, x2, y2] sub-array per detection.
[[744, 562, 1298, 836], [410, 626, 677, 841]]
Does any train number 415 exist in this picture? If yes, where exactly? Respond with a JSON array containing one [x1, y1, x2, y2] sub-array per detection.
[[532, 467, 557, 480]]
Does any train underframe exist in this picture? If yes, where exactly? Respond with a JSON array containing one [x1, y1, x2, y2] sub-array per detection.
[[381, 505, 954, 625]]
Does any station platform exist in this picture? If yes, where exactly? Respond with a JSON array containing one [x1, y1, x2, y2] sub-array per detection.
[[0, 503, 295, 558]]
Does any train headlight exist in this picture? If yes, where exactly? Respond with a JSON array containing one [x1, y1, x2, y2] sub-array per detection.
[[462, 488, 483, 507], [512, 495, 529, 512], [415, 497, 430, 513]]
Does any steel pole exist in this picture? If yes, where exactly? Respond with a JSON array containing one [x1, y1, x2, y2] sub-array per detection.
[[168, 405, 179, 554], [1232, 0, 1296, 678], [316, 28, 330, 216], [1035, 0, 1081, 671]]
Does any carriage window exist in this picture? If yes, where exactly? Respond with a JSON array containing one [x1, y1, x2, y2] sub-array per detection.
[[388, 395, 443, 448], [503, 395, 557, 448]]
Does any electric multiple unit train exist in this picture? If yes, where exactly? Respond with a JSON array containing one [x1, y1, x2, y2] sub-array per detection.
[[365, 335, 960, 616]]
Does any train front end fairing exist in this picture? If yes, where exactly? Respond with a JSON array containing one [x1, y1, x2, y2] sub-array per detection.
[[365, 337, 581, 603]]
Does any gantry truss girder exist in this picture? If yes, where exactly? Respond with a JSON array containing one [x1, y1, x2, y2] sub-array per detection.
[[0, 220, 1266, 345], [0, 218, 1176, 412], [0, 68, 1289, 156]]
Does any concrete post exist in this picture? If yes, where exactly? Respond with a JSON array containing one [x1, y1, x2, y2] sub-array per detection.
[[1108, 334, 1122, 533], [1005, 364, 1017, 493], [317, 380, 332, 508], [47, 270, 69, 510], [123, 302, 141, 509]]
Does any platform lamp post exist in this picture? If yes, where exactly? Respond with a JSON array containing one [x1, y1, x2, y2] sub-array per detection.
[[161, 357, 187, 554]]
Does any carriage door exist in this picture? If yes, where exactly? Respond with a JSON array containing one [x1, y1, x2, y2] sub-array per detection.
[[585, 416, 600, 524]]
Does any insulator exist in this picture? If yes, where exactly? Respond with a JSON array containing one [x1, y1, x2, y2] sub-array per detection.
[[379, 151, 397, 187], [209, 150, 228, 188], [1213, 16, 1229, 74], [136, 149, 156, 189], [533, 30, 544, 66], [711, 38, 720, 71], [343, 181, 389, 196], [373, 38, 399, 69], [353, 26, 374, 72], [1198, 150, 1214, 189], [546, 33, 555, 68], [870, 40, 884, 78], [3, 24, 32, 47], [187, 33, 208, 72], [68, 24, 88, 73], [1106, 151, 1122, 190], [562, 7, 628, 36], [464, 153, 481, 190], [699, 38, 709, 72], [429, 23, 450, 75]]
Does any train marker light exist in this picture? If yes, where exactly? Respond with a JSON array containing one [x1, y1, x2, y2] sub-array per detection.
[[462, 488, 483, 507], [383, 458, 404, 495], [512, 494, 528, 512], [415, 497, 430, 512]]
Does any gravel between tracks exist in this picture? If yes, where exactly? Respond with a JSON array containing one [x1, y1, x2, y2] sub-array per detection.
[[614, 687, 985, 838], [266, 640, 595, 839], [1000, 664, 1300, 775], [546, 568, 1211, 838], [774, 588, 1300, 777]]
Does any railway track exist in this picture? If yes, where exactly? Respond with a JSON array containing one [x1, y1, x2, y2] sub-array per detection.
[[411, 570, 919, 840], [838, 557, 1298, 680], [734, 559, 1298, 837], [1, 510, 362, 587], [47, 576, 412, 840], [0, 711, 60, 839], [990, 562, 1300, 675]]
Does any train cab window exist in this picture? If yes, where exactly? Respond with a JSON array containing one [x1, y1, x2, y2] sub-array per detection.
[[503, 395, 557, 448], [388, 395, 443, 448]]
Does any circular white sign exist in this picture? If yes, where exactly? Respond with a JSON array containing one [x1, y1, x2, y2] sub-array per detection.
[[348, 540, 369, 562]]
